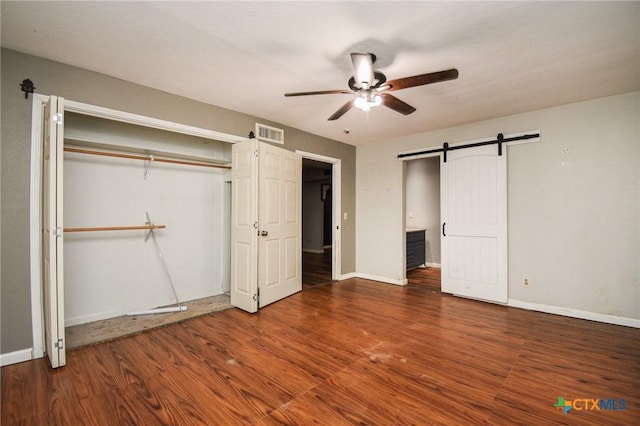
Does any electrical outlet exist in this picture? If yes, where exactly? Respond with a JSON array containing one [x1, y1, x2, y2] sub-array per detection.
[[523, 278, 530, 287]]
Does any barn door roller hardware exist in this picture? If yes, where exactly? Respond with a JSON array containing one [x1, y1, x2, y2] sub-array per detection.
[[20, 79, 35, 99], [397, 132, 540, 161]]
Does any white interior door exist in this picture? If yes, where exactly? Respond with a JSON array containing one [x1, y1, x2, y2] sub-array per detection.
[[43, 95, 66, 367], [441, 144, 508, 303], [230, 139, 259, 313], [230, 140, 302, 312], [258, 143, 302, 307]]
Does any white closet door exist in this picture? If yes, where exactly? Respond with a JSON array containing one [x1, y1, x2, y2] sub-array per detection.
[[230, 139, 259, 313], [441, 144, 508, 303], [43, 95, 66, 368], [230, 140, 302, 312], [257, 142, 302, 307]]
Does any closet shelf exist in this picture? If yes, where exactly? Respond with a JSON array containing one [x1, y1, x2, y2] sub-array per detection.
[[64, 225, 166, 233]]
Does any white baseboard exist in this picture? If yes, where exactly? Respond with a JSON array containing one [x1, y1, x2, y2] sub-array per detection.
[[302, 248, 324, 254], [339, 272, 358, 280], [0, 348, 33, 367], [65, 310, 120, 327], [508, 299, 640, 328], [425, 262, 441, 268], [352, 273, 407, 286], [336, 274, 639, 328]]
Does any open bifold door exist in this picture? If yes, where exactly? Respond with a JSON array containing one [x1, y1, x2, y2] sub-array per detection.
[[231, 140, 302, 312], [43, 95, 66, 368]]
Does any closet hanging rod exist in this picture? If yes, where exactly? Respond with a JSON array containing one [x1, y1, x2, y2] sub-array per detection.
[[64, 225, 166, 233], [64, 147, 231, 170]]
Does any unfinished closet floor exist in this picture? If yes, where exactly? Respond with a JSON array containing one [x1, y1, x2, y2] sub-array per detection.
[[66, 294, 232, 350]]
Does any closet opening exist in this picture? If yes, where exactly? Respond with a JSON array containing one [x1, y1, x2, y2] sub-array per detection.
[[403, 155, 441, 292], [31, 96, 246, 362]]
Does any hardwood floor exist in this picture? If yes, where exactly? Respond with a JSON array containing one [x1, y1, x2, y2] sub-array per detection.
[[3, 277, 639, 425], [64, 249, 332, 350], [407, 266, 441, 292], [302, 249, 332, 289]]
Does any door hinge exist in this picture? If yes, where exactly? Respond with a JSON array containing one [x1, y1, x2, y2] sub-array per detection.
[[254, 149, 259, 157], [54, 338, 64, 349], [52, 113, 63, 125], [52, 227, 63, 238]]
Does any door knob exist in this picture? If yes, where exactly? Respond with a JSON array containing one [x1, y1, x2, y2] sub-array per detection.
[[260, 230, 268, 236]]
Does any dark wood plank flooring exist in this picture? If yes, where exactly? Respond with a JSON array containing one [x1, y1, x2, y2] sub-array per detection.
[[3, 276, 639, 425], [302, 249, 332, 289], [407, 266, 441, 292]]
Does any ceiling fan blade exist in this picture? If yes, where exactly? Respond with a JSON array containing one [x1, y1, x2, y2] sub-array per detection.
[[285, 89, 352, 97], [328, 99, 354, 121], [350, 53, 375, 88], [381, 94, 416, 115], [385, 68, 459, 91]]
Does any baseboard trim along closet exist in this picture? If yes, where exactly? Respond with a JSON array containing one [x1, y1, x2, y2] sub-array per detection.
[[0, 348, 33, 367]]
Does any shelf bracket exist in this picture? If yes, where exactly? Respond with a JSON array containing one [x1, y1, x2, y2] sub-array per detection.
[[144, 155, 154, 179]]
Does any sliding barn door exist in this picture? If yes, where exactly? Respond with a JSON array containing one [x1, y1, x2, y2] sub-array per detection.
[[230, 140, 302, 312], [43, 96, 66, 368], [441, 144, 508, 303]]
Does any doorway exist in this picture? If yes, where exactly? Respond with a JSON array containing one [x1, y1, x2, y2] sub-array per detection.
[[404, 156, 441, 290], [302, 158, 333, 288]]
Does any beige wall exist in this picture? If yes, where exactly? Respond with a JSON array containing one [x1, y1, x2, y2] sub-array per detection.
[[357, 91, 640, 319], [0, 48, 356, 354]]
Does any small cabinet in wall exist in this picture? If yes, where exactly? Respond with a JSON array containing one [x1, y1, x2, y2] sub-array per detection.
[[406, 229, 426, 270]]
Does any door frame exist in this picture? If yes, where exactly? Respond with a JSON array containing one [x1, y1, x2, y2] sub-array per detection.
[[296, 150, 342, 280], [29, 95, 245, 360], [398, 131, 540, 285]]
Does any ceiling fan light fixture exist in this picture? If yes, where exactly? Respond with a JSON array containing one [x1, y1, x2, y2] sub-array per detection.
[[354, 93, 382, 111], [284, 52, 459, 120]]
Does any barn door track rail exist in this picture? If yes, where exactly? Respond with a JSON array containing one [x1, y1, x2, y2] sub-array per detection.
[[397, 132, 540, 161]]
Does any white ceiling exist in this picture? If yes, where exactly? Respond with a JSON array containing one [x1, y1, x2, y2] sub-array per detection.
[[2, 1, 639, 146]]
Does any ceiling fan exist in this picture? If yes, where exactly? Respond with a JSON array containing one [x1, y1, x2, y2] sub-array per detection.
[[285, 53, 459, 121]]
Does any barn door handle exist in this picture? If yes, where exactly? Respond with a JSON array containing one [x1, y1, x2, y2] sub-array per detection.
[[260, 230, 268, 237], [442, 222, 446, 237]]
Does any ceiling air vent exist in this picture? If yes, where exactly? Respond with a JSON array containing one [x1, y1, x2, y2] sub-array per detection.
[[255, 123, 284, 144]]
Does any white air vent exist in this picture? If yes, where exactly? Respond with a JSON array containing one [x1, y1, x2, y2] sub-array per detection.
[[255, 123, 284, 144]]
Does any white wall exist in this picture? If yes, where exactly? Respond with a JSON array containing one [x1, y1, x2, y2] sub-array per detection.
[[357, 91, 640, 320], [405, 157, 441, 265], [63, 116, 231, 325]]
